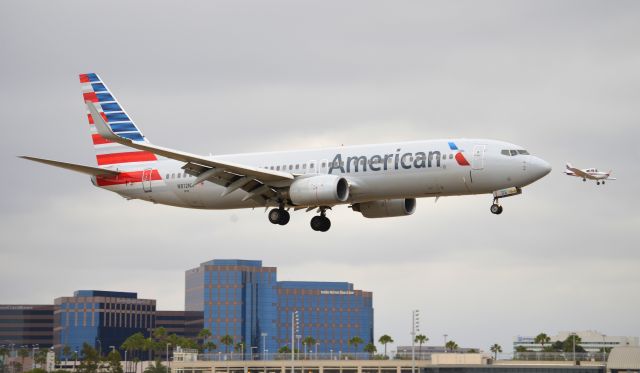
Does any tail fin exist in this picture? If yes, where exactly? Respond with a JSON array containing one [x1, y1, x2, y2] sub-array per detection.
[[79, 73, 159, 167]]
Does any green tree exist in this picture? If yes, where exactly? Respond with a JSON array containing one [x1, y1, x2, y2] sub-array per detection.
[[143, 361, 167, 373], [562, 335, 585, 353], [363, 343, 377, 355], [302, 337, 316, 357], [62, 346, 72, 368], [77, 343, 100, 373], [445, 341, 458, 351], [18, 349, 29, 372], [34, 350, 48, 368], [121, 332, 146, 373], [415, 335, 428, 351], [378, 335, 394, 357], [197, 329, 212, 352], [105, 351, 123, 373], [0, 347, 10, 366], [278, 346, 291, 354], [490, 344, 502, 359], [234, 342, 245, 357], [348, 337, 364, 352], [514, 346, 529, 353], [534, 333, 551, 351], [10, 361, 23, 373], [220, 335, 234, 353]]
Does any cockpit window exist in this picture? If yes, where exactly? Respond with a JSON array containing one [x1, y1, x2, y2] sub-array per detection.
[[517, 150, 530, 155], [509, 150, 518, 156], [501, 150, 510, 156]]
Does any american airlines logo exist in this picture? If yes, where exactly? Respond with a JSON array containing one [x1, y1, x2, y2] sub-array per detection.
[[329, 147, 468, 174], [320, 290, 355, 295]]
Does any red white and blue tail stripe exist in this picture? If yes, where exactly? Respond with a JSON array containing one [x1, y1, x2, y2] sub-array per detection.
[[80, 73, 159, 167]]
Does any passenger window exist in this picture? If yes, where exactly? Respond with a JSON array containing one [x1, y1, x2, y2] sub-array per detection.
[[302, 164, 306, 169], [270, 166, 274, 170], [310, 163, 314, 168], [177, 173, 181, 178], [501, 150, 510, 156], [510, 150, 518, 156], [276, 166, 280, 171], [295, 164, 299, 169], [171, 173, 175, 178], [321, 162, 326, 167], [449, 154, 453, 159]]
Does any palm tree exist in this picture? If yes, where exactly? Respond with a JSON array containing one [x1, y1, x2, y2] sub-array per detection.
[[234, 342, 245, 358], [363, 343, 377, 356], [204, 342, 217, 352], [534, 333, 551, 351], [197, 329, 212, 352], [348, 336, 364, 353], [121, 332, 146, 373], [490, 344, 502, 359], [143, 360, 167, 373], [18, 348, 29, 372], [0, 347, 9, 361], [302, 337, 316, 358], [445, 341, 458, 352], [220, 335, 234, 354], [415, 335, 428, 352], [63, 345, 72, 368], [378, 335, 394, 358]]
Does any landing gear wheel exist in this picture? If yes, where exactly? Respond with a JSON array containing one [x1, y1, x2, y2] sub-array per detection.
[[490, 204, 503, 215], [597, 181, 600, 185], [310, 215, 331, 232], [602, 181, 605, 185], [268, 208, 290, 225]]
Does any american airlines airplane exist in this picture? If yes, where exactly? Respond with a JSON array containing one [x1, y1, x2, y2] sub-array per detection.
[[22, 73, 552, 232]]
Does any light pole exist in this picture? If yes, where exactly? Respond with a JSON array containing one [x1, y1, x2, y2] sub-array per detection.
[[32, 344, 39, 370], [74, 350, 78, 371], [411, 310, 420, 373], [166, 343, 171, 373], [261, 333, 268, 360], [109, 346, 116, 354], [296, 335, 301, 360], [96, 339, 102, 358], [602, 334, 607, 363], [330, 350, 333, 360], [291, 310, 299, 373], [124, 350, 127, 373], [315, 343, 319, 360], [251, 347, 257, 360], [570, 333, 576, 363], [443, 335, 448, 353]]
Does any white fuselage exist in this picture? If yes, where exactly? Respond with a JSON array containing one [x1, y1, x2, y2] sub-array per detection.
[[93, 139, 551, 209]]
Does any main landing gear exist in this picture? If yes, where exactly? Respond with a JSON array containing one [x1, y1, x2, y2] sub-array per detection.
[[268, 207, 290, 225], [310, 208, 331, 232]]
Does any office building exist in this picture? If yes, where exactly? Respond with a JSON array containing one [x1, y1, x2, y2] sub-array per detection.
[[0, 305, 54, 348], [185, 259, 374, 355], [156, 311, 204, 339], [513, 331, 639, 352], [54, 290, 156, 355]]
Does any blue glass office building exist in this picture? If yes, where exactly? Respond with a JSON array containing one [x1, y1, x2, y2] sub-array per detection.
[[54, 290, 156, 355], [185, 260, 373, 354]]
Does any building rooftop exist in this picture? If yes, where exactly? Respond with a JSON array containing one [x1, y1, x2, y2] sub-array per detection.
[[203, 259, 263, 267], [277, 281, 353, 291], [73, 290, 138, 299]]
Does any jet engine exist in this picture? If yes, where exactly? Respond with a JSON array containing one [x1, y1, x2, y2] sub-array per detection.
[[289, 175, 350, 206], [352, 198, 416, 218]]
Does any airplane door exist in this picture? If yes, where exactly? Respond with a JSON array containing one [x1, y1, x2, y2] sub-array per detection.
[[472, 145, 486, 170], [142, 168, 152, 192]]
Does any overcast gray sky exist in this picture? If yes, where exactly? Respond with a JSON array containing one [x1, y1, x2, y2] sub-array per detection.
[[1, 0, 639, 355]]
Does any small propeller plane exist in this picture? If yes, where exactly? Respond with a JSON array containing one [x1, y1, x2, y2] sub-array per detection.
[[564, 163, 616, 185]]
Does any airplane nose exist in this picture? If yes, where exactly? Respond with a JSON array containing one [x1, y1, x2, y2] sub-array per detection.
[[529, 157, 552, 180]]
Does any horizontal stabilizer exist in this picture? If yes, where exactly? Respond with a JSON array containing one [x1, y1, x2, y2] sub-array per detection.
[[20, 156, 120, 176]]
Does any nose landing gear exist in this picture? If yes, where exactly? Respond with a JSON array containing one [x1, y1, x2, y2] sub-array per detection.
[[268, 207, 290, 225], [490, 200, 503, 215], [310, 207, 331, 232]]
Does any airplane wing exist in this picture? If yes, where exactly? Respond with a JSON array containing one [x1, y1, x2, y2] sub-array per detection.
[[20, 156, 120, 176], [565, 163, 594, 179], [86, 101, 294, 198]]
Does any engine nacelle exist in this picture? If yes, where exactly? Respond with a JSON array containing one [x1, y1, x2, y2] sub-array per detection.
[[289, 175, 350, 206], [352, 198, 416, 218]]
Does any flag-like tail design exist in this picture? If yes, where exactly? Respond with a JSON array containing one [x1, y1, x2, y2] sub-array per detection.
[[80, 73, 159, 167]]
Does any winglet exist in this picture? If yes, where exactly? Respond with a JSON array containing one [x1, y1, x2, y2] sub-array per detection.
[[86, 101, 125, 143]]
